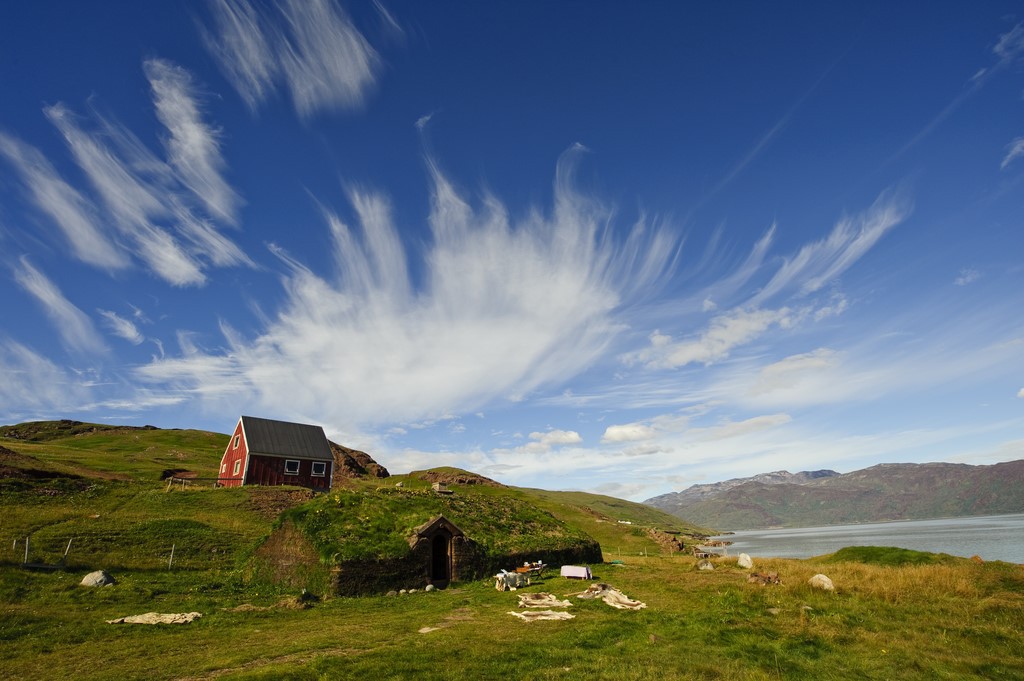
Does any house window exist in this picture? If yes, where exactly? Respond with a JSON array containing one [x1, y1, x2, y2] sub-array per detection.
[[284, 459, 300, 475], [311, 461, 327, 477], [233, 434, 240, 449], [233, 460, 241, 475]]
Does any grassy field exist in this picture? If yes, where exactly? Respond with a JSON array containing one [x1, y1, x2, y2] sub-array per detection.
[[2, 552, 1022, 680], [2, 422, 1023, 679]]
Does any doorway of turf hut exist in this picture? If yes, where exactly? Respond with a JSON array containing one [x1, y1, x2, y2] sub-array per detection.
[[430, 532, 451, 586]]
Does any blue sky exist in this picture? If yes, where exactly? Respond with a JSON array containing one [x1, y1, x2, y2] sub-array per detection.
[[1, 1, 1022, 501]]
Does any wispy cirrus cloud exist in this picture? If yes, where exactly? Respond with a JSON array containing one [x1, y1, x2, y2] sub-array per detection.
[[0, 133, 128, 270], [136, 146, 678, 429], [892, 22, 1024, 162], [752, 189, 911, 304], [203, 0, 381, 117], [0, 340, 89, 417], [37, 58, 251, 286], [145, 59, 241, 224], [954, 268, 980, 286], [1000, 137, 1024, 170], [13, 257, 106, 355], [97, 309, 144, 345]]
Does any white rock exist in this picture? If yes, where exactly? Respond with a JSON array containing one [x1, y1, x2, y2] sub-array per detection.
[[737, 553, 753, 569], [808, 574, 835, 591], [80, 570, 115, 587]]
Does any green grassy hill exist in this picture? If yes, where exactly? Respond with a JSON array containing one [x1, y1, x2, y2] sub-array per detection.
[[0, 421, 706, 575]]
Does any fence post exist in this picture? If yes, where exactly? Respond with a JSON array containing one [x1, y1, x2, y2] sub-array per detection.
[[24, 536, 29, 565], [64, 538, 73, 561], [168, 543, 176, 570]]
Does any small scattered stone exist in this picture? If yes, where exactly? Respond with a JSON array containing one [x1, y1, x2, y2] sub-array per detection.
[[386, 590, 398, 597], [802, 605, 814, 611], [767, 608, 781, 616], [80, 570, 115, 587], [418, 626, 441, 633], [400, 589, 408, 595], [697, 559, 715, 571], [425, 584, 436, 592], [808, 574, 835, 591], [970, 555, 984, 564], [409, 588, 418, 593], [737, 553, 753, 569]]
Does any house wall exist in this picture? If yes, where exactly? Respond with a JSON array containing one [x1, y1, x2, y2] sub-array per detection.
[[217, 420, 248, 488], [244, 454, 332, 490]]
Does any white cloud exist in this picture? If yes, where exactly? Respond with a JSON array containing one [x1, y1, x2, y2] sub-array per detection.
[[529, 430, 583, 447], [0, 133, 127, 270], [750, 349, 841, 398], [204, 0, 380, 117], [954, 268, 980, 286], [993, 23, 1024, 63], [691, 413, 792, 441], [813, 292, 848, 320], [42, 81, 251, 285], [625, 307, 794, 369], [1000, 137, 1024, 170], [620, 192, 908, 373], [1017, 388, 1024, 399], [136, 147, 678, 429], [13, 257, 106, 355], [97, 310, 144, 345], [602, 423, 657, 443], [145, 59, 241, 224], [752, 189, 911, 304], [0, 340, 88, 417]]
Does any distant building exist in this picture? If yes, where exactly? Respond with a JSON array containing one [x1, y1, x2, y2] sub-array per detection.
[[218, 415, 333, 490]]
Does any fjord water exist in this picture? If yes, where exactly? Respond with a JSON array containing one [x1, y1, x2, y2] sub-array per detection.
[[713, 513, 1024, 563]]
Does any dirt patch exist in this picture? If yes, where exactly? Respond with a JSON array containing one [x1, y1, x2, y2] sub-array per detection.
[[247, 488, 316, 520]]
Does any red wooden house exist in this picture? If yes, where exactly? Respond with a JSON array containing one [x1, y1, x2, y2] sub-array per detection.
[[218, 415, 333, 490]]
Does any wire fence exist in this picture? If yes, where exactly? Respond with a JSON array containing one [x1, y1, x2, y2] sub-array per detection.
[[4, 532, 232, 571]]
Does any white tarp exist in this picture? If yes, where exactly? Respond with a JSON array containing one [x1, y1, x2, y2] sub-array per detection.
[[560, 565, 591, 579]]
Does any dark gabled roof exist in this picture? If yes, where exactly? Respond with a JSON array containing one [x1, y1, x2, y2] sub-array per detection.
[[239, 415, 333, 462]]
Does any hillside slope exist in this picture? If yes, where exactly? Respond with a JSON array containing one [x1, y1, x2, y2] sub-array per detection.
[[646, 460, 1024, 529], [1, 421, 707, 578]]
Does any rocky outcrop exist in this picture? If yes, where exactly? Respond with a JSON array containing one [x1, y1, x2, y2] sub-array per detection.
[[413, 469, 504, 488], [330, 441, 390, 481], [646, 528, 686, 553]]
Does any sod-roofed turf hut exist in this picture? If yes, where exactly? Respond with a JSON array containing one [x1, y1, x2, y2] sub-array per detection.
[[249, 485, 603, 595]]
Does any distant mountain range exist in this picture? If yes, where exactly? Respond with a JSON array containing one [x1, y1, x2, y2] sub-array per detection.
[[644, 460, 1024, 529]]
